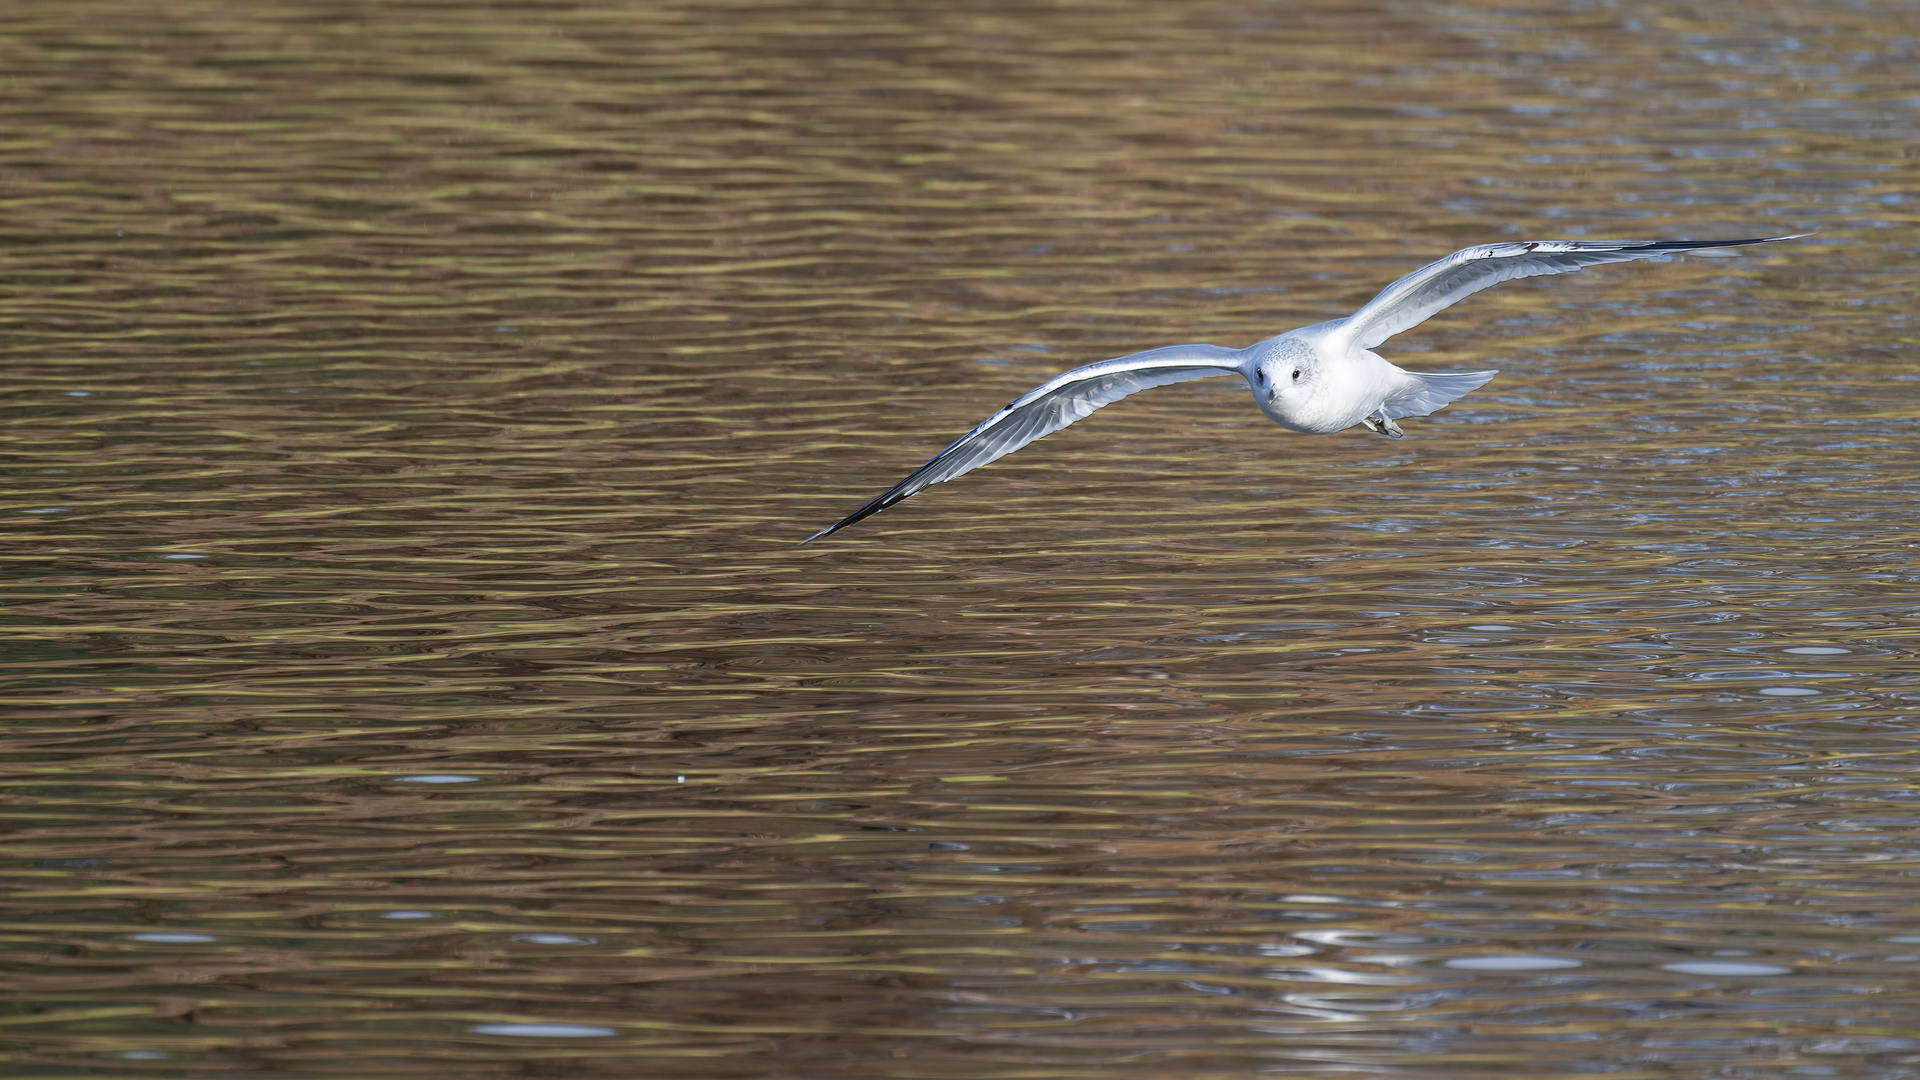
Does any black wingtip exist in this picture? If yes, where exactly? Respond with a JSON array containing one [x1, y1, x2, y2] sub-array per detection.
[[802, 489, 911, 543], [801, 519, 844, 544], [1638, 232, 1812, 253]]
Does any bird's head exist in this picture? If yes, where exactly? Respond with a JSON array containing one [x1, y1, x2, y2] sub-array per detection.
[[1246, 336, 1329, 432]]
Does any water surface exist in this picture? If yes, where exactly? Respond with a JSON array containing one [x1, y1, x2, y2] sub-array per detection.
[[3, 1, 1918, 1077]]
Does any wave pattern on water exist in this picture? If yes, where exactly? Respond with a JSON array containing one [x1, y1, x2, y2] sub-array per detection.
[[2, 0, 1918, 1077]]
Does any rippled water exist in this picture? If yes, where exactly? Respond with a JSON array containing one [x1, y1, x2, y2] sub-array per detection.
[[3, 1, 1918, 1076]]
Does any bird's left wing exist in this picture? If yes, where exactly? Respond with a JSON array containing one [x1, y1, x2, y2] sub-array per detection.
[[806, 344, 1245, 541], [1335, 234, 1806, 351]]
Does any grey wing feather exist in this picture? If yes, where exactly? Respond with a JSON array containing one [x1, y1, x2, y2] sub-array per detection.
[[1339, 234, 1806, 351], [807, 344, 1244, 540]]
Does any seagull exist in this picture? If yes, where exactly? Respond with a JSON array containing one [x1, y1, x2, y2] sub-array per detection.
[[807, 233, 1804, 541]]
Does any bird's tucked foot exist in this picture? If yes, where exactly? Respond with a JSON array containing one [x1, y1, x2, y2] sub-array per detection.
[[1361, 414, 1405, 438]]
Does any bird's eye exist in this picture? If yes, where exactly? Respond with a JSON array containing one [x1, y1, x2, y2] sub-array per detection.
[[1291, 369, 1302, 381]]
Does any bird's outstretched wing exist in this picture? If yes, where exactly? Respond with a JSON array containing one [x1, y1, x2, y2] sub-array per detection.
[[1337, 234, 1806, 351], [806, 344, 1244, 541]]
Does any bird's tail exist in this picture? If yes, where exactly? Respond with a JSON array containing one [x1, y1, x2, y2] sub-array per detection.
[[1380, 369, 1498, 421]]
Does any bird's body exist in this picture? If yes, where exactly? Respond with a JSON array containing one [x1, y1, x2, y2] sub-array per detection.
[[808, 234, 1804, 541]]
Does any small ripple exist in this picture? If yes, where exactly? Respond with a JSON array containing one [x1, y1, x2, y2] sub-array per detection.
[[1661, 961, 1791, 976], [1444, 955, 1582, 971], [471, 1024, 617, 1038]]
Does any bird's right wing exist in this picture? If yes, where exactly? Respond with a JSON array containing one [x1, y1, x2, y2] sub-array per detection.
[[1335, 234, 1806, 351], [806, 344, 1245, 541]]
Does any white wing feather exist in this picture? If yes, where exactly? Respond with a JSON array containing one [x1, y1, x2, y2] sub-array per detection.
[[1338, 235, 1805, 351], [807, 345, 1244, 540]]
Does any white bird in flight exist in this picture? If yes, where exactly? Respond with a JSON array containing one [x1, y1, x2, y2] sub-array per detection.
[[808, 234, 1804, 541]]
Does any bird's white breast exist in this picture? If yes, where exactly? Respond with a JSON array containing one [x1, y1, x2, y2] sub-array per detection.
[[1246, 328, 1402, 435]]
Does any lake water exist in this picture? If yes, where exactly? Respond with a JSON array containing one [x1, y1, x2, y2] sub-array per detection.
[[3, 1, 1918, 1077]]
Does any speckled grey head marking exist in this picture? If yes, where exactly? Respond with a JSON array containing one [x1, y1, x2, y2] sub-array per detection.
[[1253, 336, 1313, 367], [1251, 336, 1315, 386]]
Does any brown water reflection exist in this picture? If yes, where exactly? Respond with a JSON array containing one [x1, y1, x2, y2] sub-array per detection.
[[3, 0, 1918, 1077]]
